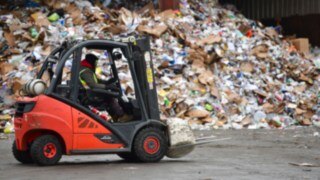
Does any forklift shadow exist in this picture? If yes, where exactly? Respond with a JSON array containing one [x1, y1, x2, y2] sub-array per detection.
[[57, 159, 195, 166]]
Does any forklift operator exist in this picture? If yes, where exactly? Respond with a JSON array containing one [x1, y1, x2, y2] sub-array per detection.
[[79, 53, 131, 122]]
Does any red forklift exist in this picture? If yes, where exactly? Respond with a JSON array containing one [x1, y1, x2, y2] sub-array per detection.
[[12, 36, 189, 166]]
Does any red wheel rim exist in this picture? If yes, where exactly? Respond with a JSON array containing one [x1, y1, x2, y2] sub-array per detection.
[[143, 136, 160, 155], [43, 143, 57, 158]]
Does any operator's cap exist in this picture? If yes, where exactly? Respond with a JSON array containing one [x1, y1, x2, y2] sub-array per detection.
[[85, 53, 98, 66]]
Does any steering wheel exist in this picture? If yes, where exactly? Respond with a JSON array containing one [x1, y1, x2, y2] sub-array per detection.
[[88, 88, 120, 98]]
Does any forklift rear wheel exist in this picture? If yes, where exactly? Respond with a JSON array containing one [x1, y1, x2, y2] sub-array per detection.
[[133, 127, 168, 162], [12, 141, 33, 164], [117, 152, 138, 162], [30, 135, 62, 166]]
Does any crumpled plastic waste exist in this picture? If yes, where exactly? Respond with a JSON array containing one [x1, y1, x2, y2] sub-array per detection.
[[4, 121, 14, 134]]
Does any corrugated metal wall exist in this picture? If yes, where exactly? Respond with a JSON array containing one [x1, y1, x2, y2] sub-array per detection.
[[220, 0, 320, 19]]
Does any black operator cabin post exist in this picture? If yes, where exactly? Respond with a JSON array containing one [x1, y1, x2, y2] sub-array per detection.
[[132, 36, 160, 121]]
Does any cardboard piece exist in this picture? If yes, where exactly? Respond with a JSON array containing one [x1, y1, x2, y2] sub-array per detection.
[[119, 8, 139, 27], [210, 85, 220, 98], [12, 79, 23, 95], [251, 44, 269, 59], [4, 32, 16, 47], [253, 90, 268, 98], [31, 12, 51, 27], [299, 73, 313, 84], [291, 38, 309, 54], [191, 60, 205, 73], [294, 85, 306, 93], [157, 9, 176, 22], [215, 118, 227, 127], [196, 35, 222, 46], [225, 90, 242, 104], [262, 102, 274, 113], [101, 24, 126, 34], [65, 4, 83, 25], [202, 116, 216, 123], [0, 114, 11, 121], [0, 63, 15, 75], [241, 116, 252, 126], [198, 70, 214, 85], [180, 23, 193, 35], [44, 0, 69, 9], [265, 28, 279, 39], [300, 119, 312, 126], [41, 46, 52, 56], [137, 24, 168, 37], [205, 53, 219, 64], [296, 108, 307, 115], [240, 62, 254, 73], [186, 109, 210, 118]]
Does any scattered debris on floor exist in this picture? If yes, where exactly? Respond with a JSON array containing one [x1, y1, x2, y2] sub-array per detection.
[[0, 133, 8, 140], [289, 162, 320, 168]]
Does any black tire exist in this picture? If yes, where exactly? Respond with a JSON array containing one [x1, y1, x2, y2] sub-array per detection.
[[30, 135, 62, 166], [117, 152, 138, 162], [12, 141, 33, 164], [132, 127, 168, 163]]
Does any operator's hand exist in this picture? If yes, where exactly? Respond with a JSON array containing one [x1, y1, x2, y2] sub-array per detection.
[[105, 83, 118, 91], [105, 78, 117, 85], [100, 78, 117, 85]]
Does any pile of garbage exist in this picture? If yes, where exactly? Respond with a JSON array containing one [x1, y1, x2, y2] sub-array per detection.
[[311, 47, 320, 69], [0, 0, 320, 131]]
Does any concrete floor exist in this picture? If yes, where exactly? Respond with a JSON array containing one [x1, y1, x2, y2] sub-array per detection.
[[0, 128, 320, 180]]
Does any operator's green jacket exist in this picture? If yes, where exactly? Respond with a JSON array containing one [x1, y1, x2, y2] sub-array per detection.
[[79, 66, 106, 89]]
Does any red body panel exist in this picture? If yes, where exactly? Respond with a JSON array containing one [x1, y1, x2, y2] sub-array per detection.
[[14, 95, 73, 152], [71, 108, 124, 150], [14, 95, 124, 154], [73, 134, 123, 150], [72, 109, 109, 134]]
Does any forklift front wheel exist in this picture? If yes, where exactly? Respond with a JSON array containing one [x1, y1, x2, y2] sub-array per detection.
[[133, 127, 168, 162], [30, 135, 62, 166], [12, 141, 34, 164]]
